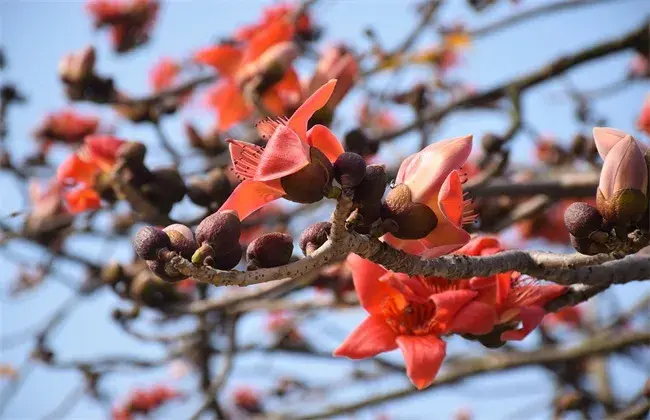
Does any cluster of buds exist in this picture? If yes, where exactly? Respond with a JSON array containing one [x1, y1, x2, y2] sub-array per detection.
[[112, 384, 182, 420], [58, 46, 117, 103], [565, 128, 650, 255]]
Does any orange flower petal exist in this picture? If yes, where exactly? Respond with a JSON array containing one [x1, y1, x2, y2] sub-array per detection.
[[396, 335, 446, 390], [500, 305, 546, 341], [438, 170, 464, 227], [347, 253, 397, 315], [333, 315, 398, 359], [206, 81, 251, 131], [255, 125, 310, 182], [243, 18, 294, 64], [455, 236, 501, 256], [306, 124, 344, 163], [429, 289, 477, 325], [449, 301, 497, 335], [64, 186, 101, 214], [288, 79, 337, 141], [218, 179, 284, 220], [84, 135, 124, 167], [194, 44, 243, 77], [56, 154, 100, 186]]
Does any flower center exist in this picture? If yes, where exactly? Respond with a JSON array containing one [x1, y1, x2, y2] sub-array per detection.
[[230, 141, 265, 181], [382, 296, 437, 336]]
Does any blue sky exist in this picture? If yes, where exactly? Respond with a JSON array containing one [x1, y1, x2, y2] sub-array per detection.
[[0, 0, 649, 419]]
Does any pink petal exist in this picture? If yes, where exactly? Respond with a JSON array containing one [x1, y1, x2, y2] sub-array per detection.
[[455, 236, 501, 257], [438, 170, 464, 228], [333, 315, 398, 359], [288, 79, 337, 141], [418, 222, 471, 258], [429, 289, 477, 326], [593, 127, 629, 160], [402, 135, 473, 203], [218, 179, 284, 221], [347, 254, 395, 315], [306, 124, 345, 163], [396, 335, 446, 389], [254, 125, 311, 182], [450, 301, 498, 335], [500, 306, 546, 341]]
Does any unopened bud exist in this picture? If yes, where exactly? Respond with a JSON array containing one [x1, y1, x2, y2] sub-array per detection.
[[281, 147, 333, 203], [146, 260, 186, 283], [246, 232, 294, 269], [334, 152, 366, 189], [563, 202, 603, 238], [163, 224, 197, 259], [570, 235, 609, 255], [117, 141, 147, 166], [151, 168, 187, 204], [344, 128, 379, 157], [382, 184, 438, 239], [134, 226, 170, 260], [353, 164, 387, 205], [299, 222, 331, 255], [195, 210, 242, 250]]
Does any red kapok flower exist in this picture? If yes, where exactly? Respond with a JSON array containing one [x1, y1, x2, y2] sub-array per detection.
[[334, 237, 566, 389], [149, 57, 181, 92], [34, 110, 99, 144], [306, 44, 358, 110], [112, 384, 181, 420], [382, 136, 474, 258], [87, 0, 159, 53], [543, 305, 583, 329], [56, 135, 126, 213], [218, 79, 344, 220], [234, 3, 314, 43]]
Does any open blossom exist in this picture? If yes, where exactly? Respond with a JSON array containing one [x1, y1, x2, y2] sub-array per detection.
[[86, 0, 159, 53], [56, 135, 126, 213], [593, 127, 648, 224], [218, 80, 344, 220], [112, 384, 182, 420], [34, 110, 99, 144], [334, 237, 566, 389], [196, 41, 301, 131], [306, 44, 358, 112], [149, 57, 181, 92], [382, 136, 474, 258], [638, 95, 650, 136]]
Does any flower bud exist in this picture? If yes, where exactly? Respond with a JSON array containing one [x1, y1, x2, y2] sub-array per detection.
[[134, 226, 170, 260], [163, 224, 197, 259], [299, 222, 331, 256], [352, 164, 387, 205], [117, 141, 147, 166], [570, 235, 609, 255], [563, 202, 603, 238], [151, 168, 187, 204], [187, 169, 232, 207], [195, 210, 242, 250], [213, 244, 243, 270], [58, 46, 96, 84], [382, 184, 438, 239], [334, 152, 366, 189], [247, 232, 294, 269], [281, 147, 333, 203], [344, 128, 379, 157], [481, 133, 503, 154], [101, 261, 126, 287], [130, 272, 185, 306]]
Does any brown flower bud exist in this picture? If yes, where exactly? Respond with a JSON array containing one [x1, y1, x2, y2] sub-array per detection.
[[281, 147, 333, 204], [334, 152, 366, 189], [130, 272, 185, 306], [187, 169, 232, 207], [151, 168, 187, 204], [195, 210, 242, 250], [353, 164, 387, 205], [100, 261, 126, 287], [344, 128, 379, 157], [134, 226, 170, 260], [163, 224, 197, 259], [570, 235, 609, 255], [481, 133, 503, 154], [382, 184, 438, 239], [213, 244, 243, 270], [563, 202, 603, 238], [117, 141, 147, 166], [246, 232, 294, 269], [299, 222, 331, 256]]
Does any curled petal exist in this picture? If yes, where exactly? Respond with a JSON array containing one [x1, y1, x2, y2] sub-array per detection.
[[243, 19, 294, 64], [333, 315, 398, 359], [288, 79, 337, 141], [455, 236, 502, 257], [396, 335, 446, 390], [593, 127, 629, 159], [347, 254, 395, 314], [500, 306, 546, 341], [418, 221, 471, 258], [218, 180, 284, 221], [205, 81, 251, 131], [450, 301, 498, 335], [401, 135, 472, 202], [255, 125, 311, 181], [306, 124, 345, 163], [438, 170, 464, 228]]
